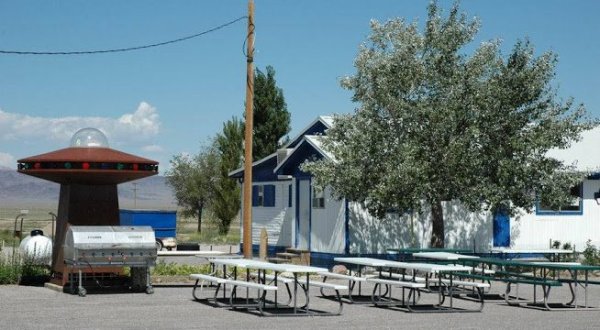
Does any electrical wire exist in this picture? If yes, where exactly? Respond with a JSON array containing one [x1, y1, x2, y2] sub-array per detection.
[[0, 16, 247, 56]]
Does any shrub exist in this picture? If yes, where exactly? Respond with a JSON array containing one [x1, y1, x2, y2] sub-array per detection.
[[582, 240, 600, 266], [0, 245, 51, 285], [151, 260, 211, 276], [0, 255, 21, 284]]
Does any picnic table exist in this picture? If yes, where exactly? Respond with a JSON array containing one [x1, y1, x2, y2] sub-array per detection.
[[387, 247, 474, 261], [388, 248, 473, 254], [459, 257, 600, 310], [334, 257, 486, 312], [489, 248, 575, 262], [412, 251, 480, 261], [199, 258, 341, 316]]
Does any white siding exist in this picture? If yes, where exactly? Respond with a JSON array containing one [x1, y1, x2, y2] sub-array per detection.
[[348, 200, 493, 254], [348, 203, 419, 254], [443, 202, 493, 252], [240, 181, 294, 246], [297, 180, 310, 249], [242, 177, 600, 254], [310, 187, 345, 253], [510, 179, 600, 250]]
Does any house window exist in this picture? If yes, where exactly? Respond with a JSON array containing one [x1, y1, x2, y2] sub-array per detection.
[[288, 184, 293, 207], [252, 184, 276, 207], [536, 184, 583, 215], [312, 186, 325, 209]]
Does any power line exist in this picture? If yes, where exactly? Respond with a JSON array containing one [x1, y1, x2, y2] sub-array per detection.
[[0, 16, 247, 56]]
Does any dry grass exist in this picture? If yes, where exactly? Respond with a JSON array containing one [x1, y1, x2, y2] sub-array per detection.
[[0, 207, 241, 244]]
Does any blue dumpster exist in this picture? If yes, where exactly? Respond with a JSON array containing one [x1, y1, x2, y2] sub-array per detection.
[[120, 209, 177, 250]]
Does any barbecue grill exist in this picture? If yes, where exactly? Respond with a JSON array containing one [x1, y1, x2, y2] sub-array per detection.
[[63, 225, 157, 296]]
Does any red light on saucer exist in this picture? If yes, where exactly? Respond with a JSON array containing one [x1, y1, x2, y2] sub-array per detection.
[[132, 164, 139, 171], [34, 163, 41, 169], [82, 162, 90, 170]]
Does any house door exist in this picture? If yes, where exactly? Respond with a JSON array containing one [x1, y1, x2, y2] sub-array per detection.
[[296, 179, 310, 250], [493, 208, 510, 247]]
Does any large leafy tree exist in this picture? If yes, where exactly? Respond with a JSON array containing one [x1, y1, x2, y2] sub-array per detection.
[[250, 65, 291, 160], [212, 117, 245, 234], [166, 146, 219, 233], [303, 2, 597, 247]]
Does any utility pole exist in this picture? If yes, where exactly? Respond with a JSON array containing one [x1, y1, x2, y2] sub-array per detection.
[[133, 182, 138, 209], [242, 0, 255, 259]]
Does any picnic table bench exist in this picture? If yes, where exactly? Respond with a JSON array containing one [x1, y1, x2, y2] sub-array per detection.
[[190, 273, 279, 315], [334, 257, 485, 312], [250, 272, 294, 305], [366, 277, 426, 311], [317, 271, 373, 303], [458, 257, 600, 310]]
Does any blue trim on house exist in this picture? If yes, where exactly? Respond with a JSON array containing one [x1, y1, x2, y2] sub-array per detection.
[[253, 157, 279, 182], [295, 178, 300, 248], [287, 120, 328, 148], [233, 156, 279, 182], [535, 201, 584, 216], [535, 184, 584, 216], [251, 244, 288, 256], [535, 206, 584, 216], [587, 173, 600, 180], [344, 200, 349, 255], [276, 141, 324, 176], [308, 177, 312, 251]]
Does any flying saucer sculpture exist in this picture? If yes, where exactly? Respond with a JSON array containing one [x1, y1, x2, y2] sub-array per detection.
[[17, 128, 158, 282]]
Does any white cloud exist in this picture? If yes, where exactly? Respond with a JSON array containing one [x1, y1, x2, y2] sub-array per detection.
[[141, 144, 164, 153], [547, 126, 600, 172], [0, 102, 160, 146], [0, 152, 15, 168]]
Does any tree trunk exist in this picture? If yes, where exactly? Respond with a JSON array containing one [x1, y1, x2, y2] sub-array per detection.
[[197, 203, 203, 233], [430, 200, 445, 248]]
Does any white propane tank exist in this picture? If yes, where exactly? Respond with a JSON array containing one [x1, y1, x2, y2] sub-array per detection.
[[19, 229, 52, 265]]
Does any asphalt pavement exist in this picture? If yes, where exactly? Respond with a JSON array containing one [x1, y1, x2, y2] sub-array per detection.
[[2, 280, 600, 329]]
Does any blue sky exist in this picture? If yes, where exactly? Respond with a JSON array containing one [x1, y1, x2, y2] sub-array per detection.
[[0, 0, 599, 172]]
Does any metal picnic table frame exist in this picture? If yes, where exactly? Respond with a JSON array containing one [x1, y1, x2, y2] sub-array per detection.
[[489, 248, 576, 262], [387, 248, 474, 261], [459, 257, 600, 311], [208, 258, 338, 316], [334, 257, 483, 312]]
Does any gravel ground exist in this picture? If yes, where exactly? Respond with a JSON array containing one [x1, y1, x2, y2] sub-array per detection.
[[1, 280, 600, 329]]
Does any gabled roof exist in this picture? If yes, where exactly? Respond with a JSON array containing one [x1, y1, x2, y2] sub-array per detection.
[[284, 115, 334, 149], [274, 135, 335, 175], [228, 152, 277, 178], [228, 115, 335, 178]]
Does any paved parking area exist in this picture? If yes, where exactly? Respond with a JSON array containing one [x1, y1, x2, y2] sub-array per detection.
[[1, 281, 600, 329]]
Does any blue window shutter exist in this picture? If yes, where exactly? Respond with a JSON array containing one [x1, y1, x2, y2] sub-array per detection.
[[264, 185, 276, 207], [252, 185, 259, 206]]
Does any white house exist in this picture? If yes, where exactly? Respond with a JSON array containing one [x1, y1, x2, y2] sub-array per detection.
[[230, 116, 600, 266]]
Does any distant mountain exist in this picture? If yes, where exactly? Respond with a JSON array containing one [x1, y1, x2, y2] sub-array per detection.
[[0, 168, 177, 209]]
